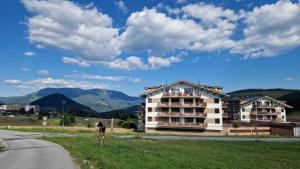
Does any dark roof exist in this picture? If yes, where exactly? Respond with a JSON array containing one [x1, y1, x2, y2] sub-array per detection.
[[140, 80, 227, 97]]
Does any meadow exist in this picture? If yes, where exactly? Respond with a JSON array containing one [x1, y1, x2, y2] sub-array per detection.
[[44, 135, 300, 169]]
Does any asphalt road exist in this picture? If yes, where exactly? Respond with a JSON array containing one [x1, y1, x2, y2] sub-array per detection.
[[0, 130, 78, 169]]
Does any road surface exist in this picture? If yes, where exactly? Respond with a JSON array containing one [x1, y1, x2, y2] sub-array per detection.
[[0, 130, 78, 169]]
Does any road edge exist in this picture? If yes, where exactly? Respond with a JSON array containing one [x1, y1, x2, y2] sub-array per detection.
[[0, 138, 8, 152]]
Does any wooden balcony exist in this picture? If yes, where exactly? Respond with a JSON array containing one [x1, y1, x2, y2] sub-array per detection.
[[157, 102, 207, 107], [250, 111, 279, 116], [157, 112, 207, 118], [162, 92, 201, 98], [157, 122, 207, 128]]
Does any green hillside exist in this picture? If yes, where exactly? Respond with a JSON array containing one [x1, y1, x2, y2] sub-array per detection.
[[228, 89, 299, 99], [0, 88, 141, 113]]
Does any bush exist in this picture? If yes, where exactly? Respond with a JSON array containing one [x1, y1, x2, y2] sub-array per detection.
[[60, 113, 76, 126], [120, 118, 137, 129], [233, 122, 240, 128]]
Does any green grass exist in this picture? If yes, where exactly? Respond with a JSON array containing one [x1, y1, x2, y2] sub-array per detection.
[[287, 111, 300, 122], [43, 135, 300, 169], [0, 116, 42, 126]]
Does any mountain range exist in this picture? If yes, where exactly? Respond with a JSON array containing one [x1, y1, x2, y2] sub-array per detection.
[[31, 93, 96, 114], [0, 88, 141, 112]]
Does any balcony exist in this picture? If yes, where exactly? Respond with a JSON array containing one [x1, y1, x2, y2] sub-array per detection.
[[157, 112, 207, 118], [250, 111, 278, 116], [162, 92, 201, 98], [157, 102, 207, 107], [252, 104, 276, 108], [157, 122, 207, 128]]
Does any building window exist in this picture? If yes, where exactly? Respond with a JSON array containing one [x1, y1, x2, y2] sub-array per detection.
[[148, 98, 152, 103], [148, 117, 152, 122], [161, 98, 169, 103], [242, 108, 245, 112], [184, 118, 193, 123], [215, 118, 220, 124], [171, 108, 180, 113], [171, 117, 180, 122], [242, 115, 246, 119], [184, 88, 193, 94], [196, 118, 204, 123], [214, 98, 220, 103], [159, 117, 169, 122], [196, 108, 204, 113], [184, 108, 193, 113], [161, 108, 169, 113], [281, 109, 284, 112], [215, 108, 220, 114], [184, 98, 193, 104], [148, 107, 152, 112]]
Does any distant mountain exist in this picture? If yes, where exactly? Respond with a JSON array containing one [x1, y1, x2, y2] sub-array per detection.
[[228, 89, 300, 99], [31, 93, 96, 115], [0, 88, 141, 112]]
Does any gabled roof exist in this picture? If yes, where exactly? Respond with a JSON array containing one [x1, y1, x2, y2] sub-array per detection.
[[140, 80, 228, 97], [240, 96, 293, 108]]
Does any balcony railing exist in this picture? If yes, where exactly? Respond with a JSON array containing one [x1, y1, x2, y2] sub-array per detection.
[[157, 112, 207, 118], [157, 122, 207, 128], [250, 111, 278, 115], [158, 102, 207, 107], [162, 92, 201, 97]]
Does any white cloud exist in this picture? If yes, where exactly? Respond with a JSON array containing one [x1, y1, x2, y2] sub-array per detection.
[[285, 77, 294, 81], [231, 0, 300, 58], [176, 0, 187, 4], [21, 67, 31, 72], [147, 55, 182, 69], [22, 0, 120, 62], [4, 79, 22, 85], [7, 78, 108, 90], [24, 51, 35, 56], [101, 55, 182, 70], [120, 8, 236, 55], [65, 73, 142, 82], [102, 56, 148, 70], [37, 69, 50, 75], [62, 57, 90, 67], [115, 0, 128, 13]]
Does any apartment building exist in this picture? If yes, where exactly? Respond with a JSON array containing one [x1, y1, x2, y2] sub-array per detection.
[[139, 80, 227, 132], [0, 104, 40, 114], [223, 96, 292, 123]]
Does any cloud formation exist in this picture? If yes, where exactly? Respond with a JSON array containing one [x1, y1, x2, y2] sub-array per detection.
[[65, 73, 142, 82], [5, 77, 108, 90], [24, 51, 35, 56], [22, 0, 120, 62], [231, 0, 300, 58], [62, 57, 90, 67], [37, 69, 50, 75], [21, 0, 300, 70]]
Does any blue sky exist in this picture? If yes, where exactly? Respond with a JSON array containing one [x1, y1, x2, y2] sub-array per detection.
[[0, 0, 299, 97]]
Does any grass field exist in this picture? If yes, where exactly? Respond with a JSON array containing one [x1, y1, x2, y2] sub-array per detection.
[[287, 111, 300, 122], [43, 135, 300, 169], [0, 116, 121, 127]]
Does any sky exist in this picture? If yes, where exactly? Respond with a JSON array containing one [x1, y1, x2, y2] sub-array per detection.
[[0, 0, 300, 97]]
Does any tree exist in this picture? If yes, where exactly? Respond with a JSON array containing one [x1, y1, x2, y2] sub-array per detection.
[[18, 108, 25, 115]]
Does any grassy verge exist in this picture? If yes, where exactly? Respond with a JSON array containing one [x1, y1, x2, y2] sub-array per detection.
[[0, 126, 133, 134], [43, 135, 300, 169]]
